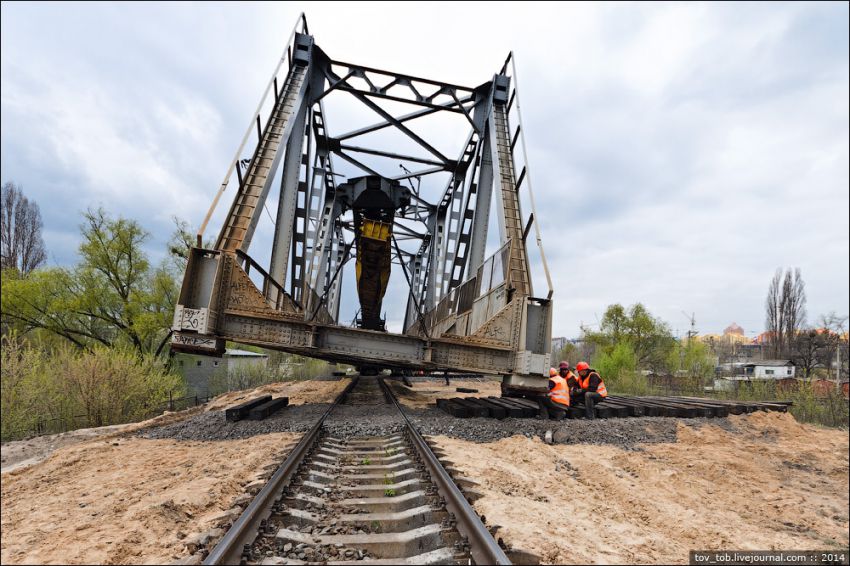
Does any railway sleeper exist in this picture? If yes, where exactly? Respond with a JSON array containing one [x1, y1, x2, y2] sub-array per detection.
[[215, 378, 500, 566], [282, 505, 450, 534], [274, 523, 458, 559], [258, 546, 459, 565]]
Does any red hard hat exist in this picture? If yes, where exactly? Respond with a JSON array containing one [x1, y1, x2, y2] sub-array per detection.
[[576, 361, 589, 372], [549, 368, 558, 377], [558, 361, 570, 370]]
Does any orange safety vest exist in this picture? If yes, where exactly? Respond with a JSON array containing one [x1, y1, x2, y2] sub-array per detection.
[[579, 371, 608, 397], [548, 375, 571, 407], [562, 370, 578, 388]]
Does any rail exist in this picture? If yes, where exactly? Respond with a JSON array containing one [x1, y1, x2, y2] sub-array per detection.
[[378, 378, 511, 565], [202, 376, 357, 565], [203, 375, 510, 564]]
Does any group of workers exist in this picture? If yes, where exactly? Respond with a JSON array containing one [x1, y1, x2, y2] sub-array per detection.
[[539, 361, 608, 420]]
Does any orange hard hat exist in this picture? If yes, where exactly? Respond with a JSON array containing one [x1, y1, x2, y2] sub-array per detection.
[[576, 361, 590, 372], [549, 368, 558, 377]]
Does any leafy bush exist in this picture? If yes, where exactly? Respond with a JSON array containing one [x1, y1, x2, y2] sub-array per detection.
[[721, 379, 848, 429], [1, 335, 185, 440], [593, 341, 650, 395]]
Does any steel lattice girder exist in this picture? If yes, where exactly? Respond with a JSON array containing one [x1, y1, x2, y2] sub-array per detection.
[[173, 18, 553, 392]]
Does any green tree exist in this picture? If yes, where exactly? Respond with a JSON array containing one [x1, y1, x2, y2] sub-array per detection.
[[668, 338, 716, 386], [593, 341, 648, 395], [585, 303, 676, 372], [1, 208, 179, 355], [1, 333, 184, 439]]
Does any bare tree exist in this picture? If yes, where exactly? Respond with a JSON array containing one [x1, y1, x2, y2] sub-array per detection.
[[817, 312, 848, 383], [1, 182, 47, 275], [765, 269, 783, 358], [792, 328, 828, 378], [765, 267, 807, 358], [782, 268, 806, 351]]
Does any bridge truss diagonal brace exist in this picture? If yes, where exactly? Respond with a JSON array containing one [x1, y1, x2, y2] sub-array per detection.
[[216, 48, 313, 255]]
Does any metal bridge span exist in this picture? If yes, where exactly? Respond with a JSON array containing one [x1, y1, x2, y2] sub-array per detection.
[[171, 14, 554, 394]]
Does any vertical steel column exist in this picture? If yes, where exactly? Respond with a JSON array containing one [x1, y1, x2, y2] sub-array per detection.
[[269, 103, 309, 289], [304, 197, 341, 315], [326, 224, 346, 320], [486, 115, 508, 246], [425, 209, 443, 310], [440, 179, 464, 296], [468, 128, 495, 275], [403, 252, 424, 331]]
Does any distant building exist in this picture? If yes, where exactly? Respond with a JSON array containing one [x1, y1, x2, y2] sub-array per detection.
[[176, 348, 269, 397], [551, 336, 568, 352], [812, 379, 850, 398], [724, 322, 744, 336], [735, 343, 767, 360], [712, 359, 795, 391]]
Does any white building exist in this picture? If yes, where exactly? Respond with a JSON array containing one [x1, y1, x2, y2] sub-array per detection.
[[225, 349, 268, 376], [712, 360, 795, 392], [743, 359, 795, 379], [176, 348, 269, 396]]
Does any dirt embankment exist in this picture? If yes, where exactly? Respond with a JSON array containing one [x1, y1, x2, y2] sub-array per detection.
[[434, 411, 849, 565], [0, 379, 349, 565], [1, 379, 348, 473], [1, 433, 299, 565], [3, 379, 846, 565]]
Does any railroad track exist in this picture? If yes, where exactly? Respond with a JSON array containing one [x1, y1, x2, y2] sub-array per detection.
[[203, 376, 509, 565]]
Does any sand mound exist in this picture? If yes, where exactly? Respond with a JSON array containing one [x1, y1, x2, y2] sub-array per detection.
[[434, 412, 849, 564]]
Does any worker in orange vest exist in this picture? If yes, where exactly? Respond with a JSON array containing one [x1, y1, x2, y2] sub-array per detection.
[[572, 361, 608, 419], [558, 361, 579, 390], [538, 363, 570, 420]]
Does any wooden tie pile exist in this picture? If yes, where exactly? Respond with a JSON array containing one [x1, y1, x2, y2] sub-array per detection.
[[225, 395, 290, 422], [436, 395, 791, 420]]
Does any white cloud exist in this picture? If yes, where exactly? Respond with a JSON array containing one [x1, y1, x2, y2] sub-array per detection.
[[1, 1, 847, 340]]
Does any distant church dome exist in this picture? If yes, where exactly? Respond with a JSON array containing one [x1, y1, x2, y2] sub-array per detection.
[[723, 322, 744, 336]]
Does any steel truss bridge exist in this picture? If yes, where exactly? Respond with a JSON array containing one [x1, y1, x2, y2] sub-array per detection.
[[171, 14, 554, 393]]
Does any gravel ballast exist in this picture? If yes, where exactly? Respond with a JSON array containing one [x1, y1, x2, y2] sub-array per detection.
[[406, 406, 687, 448], [138, 379, 716, 448], [137, 404, 330, 441]]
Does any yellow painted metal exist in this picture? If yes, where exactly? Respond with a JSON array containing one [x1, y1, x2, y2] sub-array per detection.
[[360, 219, 392, 242], [355, 219, 393, 328]]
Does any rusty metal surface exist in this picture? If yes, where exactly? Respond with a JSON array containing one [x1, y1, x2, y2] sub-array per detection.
[[172, 14, 553, 393]]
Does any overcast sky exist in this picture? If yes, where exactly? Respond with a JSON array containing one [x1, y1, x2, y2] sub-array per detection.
[[2, 1, 848, 339]]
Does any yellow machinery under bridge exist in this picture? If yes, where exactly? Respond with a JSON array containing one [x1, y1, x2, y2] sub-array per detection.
[[171, 15, 554, 394]]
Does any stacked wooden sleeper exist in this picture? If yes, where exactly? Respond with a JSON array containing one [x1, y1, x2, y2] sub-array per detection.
[[435, 395, 792, 420]]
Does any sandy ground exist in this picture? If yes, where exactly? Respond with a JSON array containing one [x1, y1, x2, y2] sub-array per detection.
[[1, 379, 347, 473], [203, 379, 347, 411], [0, 379, 348, 565], [4, 379, 847, 565], [1, 433, 299, 565], [434, 411, 850, 564], [388, 378, 502, 409]]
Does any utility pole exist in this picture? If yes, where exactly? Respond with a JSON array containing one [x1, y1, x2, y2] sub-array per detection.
[[681, 311, 697, 345]]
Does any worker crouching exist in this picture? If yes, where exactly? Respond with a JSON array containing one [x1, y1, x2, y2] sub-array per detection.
[[572, 361, 608, 419], [538, 362, 572, 420]]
